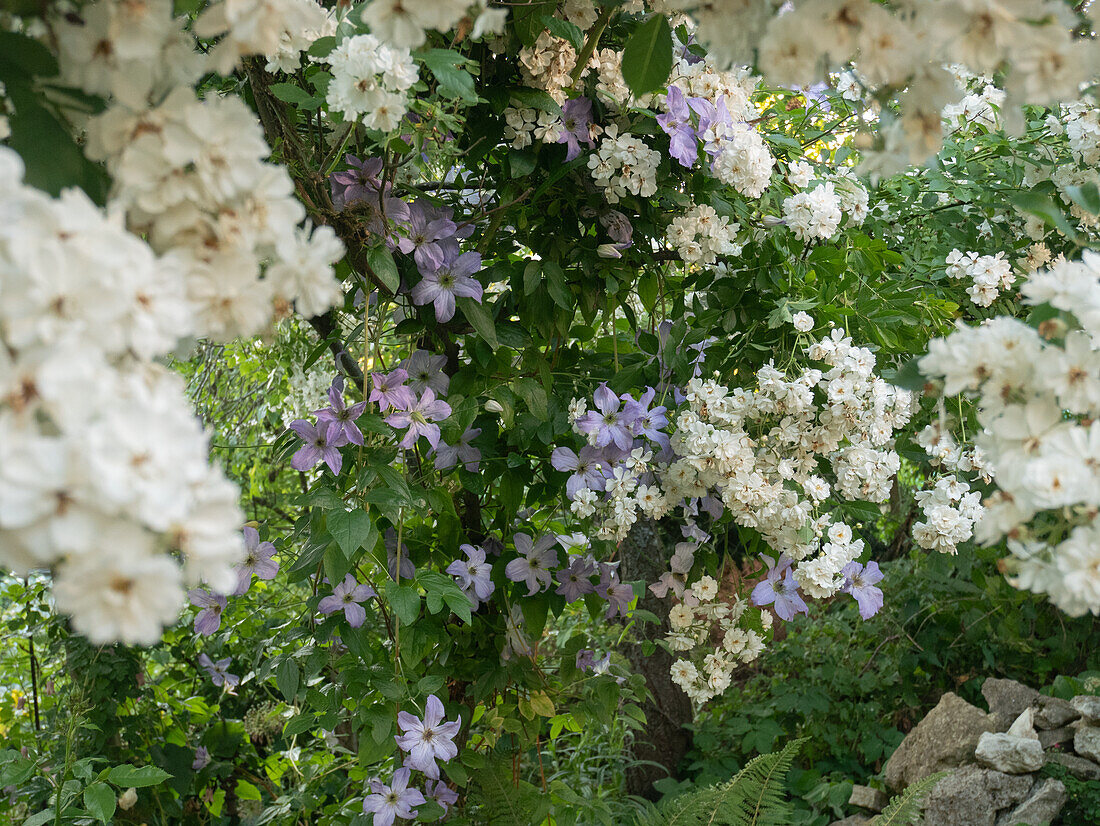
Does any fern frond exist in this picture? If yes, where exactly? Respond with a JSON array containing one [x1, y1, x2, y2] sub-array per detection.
[[733, 737, 806, 826], [633, 738, 805, 826], [870, 771, 949, 826]]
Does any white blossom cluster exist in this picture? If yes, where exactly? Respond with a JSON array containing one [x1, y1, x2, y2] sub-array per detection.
[[655, 0, 1097, 165], [916, 420, 990, 482], [1062, 100, 1100, 167], [587, 126, 661, 203], [785, 164, 869, 228], [519, 31, 589, 104], [362, 0, 506, 50], [945, 249, 1016, 307], [326, 34, 418, 132], [502, 106, 563, 149], [942, 83, 1005, 132], [912, 476, 983, 556], [665, 203, 741, 266], [0, 148, 245, 645], [194, 0, 329, 73], [708, 125, 774, 199], [659, 328, 913, 594], [781, 182, 843, 242], [59, 0, 345, 342], [919, 252, 1100, 615], [667, 576, 769, 703]]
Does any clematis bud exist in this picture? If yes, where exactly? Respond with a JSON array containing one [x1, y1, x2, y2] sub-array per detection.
[[597, 243, 622, 259], [118, 788, 138, 810]]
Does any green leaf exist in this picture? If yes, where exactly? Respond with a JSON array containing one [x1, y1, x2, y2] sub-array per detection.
[[1009, 190, 1079, 241], [283, 713, 315, 740], [621, 15, 673, 97], [512, 0, 557, 46], [235, 779, 263, 802], [327, 509, 376, 558], [0, 31, 58, 80], [276, 657, 300, 702], [512, 378, 549, 421], [418, 49, 479, 103], [83, 782, 116, 823], [385, 581, 421, 626], [367, 245, 401, 294], [307, 36, 337, 58], [1065, 182, 1100, 216], [107, 764, 170, 788], [541, 15, 584, 50], [528, 690, 556, 717], [459, 297, 498, 349], [268, 82, 315, 106]]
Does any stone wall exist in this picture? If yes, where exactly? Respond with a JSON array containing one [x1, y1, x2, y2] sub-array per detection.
[[833, 678, 1100, 826]]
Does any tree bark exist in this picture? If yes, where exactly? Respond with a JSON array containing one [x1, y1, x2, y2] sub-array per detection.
[[618, 518, 694, 799]]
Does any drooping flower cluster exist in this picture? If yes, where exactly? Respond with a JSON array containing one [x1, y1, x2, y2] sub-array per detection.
[[919, 252, 1100, 615], [326, 34, 418, 132], [0, 148, 247, 645], [587, 127, 662, 203], [781, 182, 844, 242], [665, 203, 741, 266], [59, 0, 345, 341], [912, 476, 983, 556], [946, 249, 1016, 307], [666, 575, 768, 703]]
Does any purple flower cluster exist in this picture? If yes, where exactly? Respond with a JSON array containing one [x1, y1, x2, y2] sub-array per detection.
[[750, 554, 809, 622], [198, 653, 239, 688], [558, 97, 596, 161], [655, 88, 756, 174], [445, 544, 494, 609], [331, 156, 484, 323], [188, 528, 280, 636], [395, 694, 461, 779], [841, 560, 884, 619], [317, 573, 377, 628], [552, 384, 670, 501], [503, 533, 634, 619], [290, 378, 367, 476]]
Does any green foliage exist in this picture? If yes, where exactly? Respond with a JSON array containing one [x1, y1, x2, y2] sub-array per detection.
[[870, 771, 946, 826], [621, 14, 673, 97], [638, 739, 805, 826], [1042, 763, 1100, 825]]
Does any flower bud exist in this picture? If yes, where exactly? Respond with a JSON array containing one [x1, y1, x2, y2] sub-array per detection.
[[118, 788, 138, 811]]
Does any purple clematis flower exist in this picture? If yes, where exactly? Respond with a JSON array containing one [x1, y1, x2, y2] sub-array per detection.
[[550, 445, 608, 498], [198, 653, 239, 688], [395, 695, 461, 779], [411, 250, 483, 323], [362, 768, 426, 826], [600, 576, 635, 620], [504, 533, 559, 595], [554, 555, 597, 603], [426, 779, 458, 815], [289, 419, 346, 475], [397, 201, 457, 273], [657, 86, 699, 167], [445, 543, 495, 608], [575, 648, 597, 672], [434, 426, 482, 472], [558, 97, 596, 160], [402, 350, 450, 397], [192, 746, 211, 771], [369, 368, 416, 412], [623, 387, 670, 450], [599, 210, 633, 247], [841, 560, 884, 619], [385, 389, 452, 449], [750, 554, 809, 621], [318, 573, 377, 628], [315, 378, 369, 446], [233, 527, 278, 596], [189, 589, 226, 636], [575, 383, 637, 451], [331, 155, 411, 245]]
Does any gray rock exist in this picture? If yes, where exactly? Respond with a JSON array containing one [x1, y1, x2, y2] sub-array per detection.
[[1074, 726, 1100, 762], [848, 784, 888, 813], [1046, 751, 1100, 780], [923, 767, 996, 826], [982, 770, 1034, 811], [1037, 726, 1073, 749], [829, 817, 871, 826], [884, 692, 995, 790], [1033, 695, 1079, 730], [996, 778, 1066, 826], [1072, 695, 1100, 723], [975, 732, 1044, 774], [983, 679, 1040, 730]]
